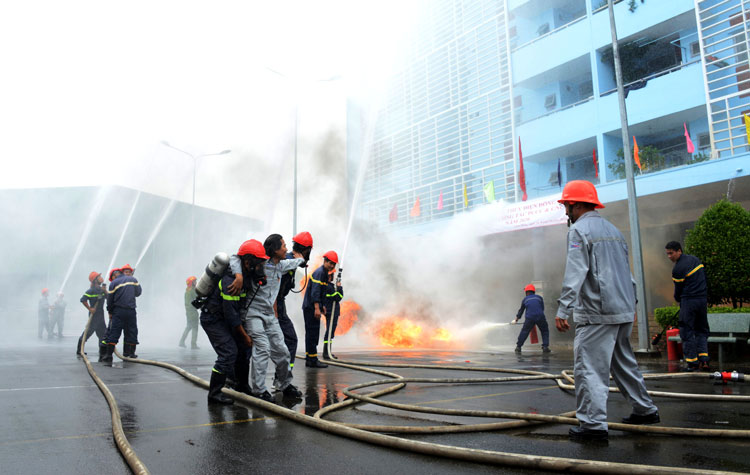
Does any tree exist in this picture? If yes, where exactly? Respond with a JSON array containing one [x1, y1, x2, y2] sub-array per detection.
[[685, 200, 750, 308], [608, 145, 665, 179]]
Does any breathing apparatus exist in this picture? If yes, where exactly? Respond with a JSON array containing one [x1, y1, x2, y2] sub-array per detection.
[[289, 241, 312, 294], [192, 252, 230, 309]]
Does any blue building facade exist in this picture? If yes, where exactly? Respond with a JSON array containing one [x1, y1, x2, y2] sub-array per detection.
[[350, 0, 750, 230]]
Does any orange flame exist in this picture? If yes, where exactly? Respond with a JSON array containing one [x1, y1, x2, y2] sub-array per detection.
[[334, 300, 360, 336], [370, 316, 454, 348]]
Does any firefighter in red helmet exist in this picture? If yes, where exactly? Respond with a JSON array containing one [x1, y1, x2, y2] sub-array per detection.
[[302, 250, 339, 368], [77, 272, 107, 356], [512, 284, 550, 354], [199, 240, 263, 404]]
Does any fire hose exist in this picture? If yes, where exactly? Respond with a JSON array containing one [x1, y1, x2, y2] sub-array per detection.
[[78, 311, 150, 475], [89, 345, 748, 475]]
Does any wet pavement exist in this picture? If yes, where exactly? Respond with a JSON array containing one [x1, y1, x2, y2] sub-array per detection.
[[2, 339, 750, 474]]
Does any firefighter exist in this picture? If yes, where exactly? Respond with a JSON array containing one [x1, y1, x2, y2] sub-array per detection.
[[229, 234, 306, 402], [513, 284, 550, 354], [199, 240, 261, 404], [38, 288, 51, 339], [302, 250, 338, 368], [77, 272, 107, 356], [100, 264, 141, 362], [666, 241, 710, 371], [49, 292, 67, 339], [322, 265, 343, 360], [555, 180, 659, 440], [275, 231, 313, 371], [179, 276, 200, 349]]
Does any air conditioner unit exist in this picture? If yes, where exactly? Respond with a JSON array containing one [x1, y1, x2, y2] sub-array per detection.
[[537, 22, 550, 36], [544, 94, 557, 109], [690, 41, 701, 56]]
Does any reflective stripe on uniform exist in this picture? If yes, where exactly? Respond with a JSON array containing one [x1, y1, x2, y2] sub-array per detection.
[[218, 280, 246, 301], [84, 293, 104, 298], [108, 281, 140, 293], [306, 353, 317, 357], [685, 357, 698, 362], [673, 264, 704, 282], [310, 276, 325, 285], [325, 292, 343, 298]]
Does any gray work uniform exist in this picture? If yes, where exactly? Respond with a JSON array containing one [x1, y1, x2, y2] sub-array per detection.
[[230, 255, 304, 394], [557, 210, 657, 431]]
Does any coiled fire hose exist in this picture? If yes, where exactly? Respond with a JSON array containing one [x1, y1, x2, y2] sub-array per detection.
[[95, 345, 748, 475]]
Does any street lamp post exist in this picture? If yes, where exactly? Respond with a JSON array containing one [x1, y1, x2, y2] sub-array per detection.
[[160, 141, 231, 270], [265, 67, 342, 236]]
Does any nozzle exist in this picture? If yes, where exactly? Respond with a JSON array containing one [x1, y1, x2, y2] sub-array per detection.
[[711, 371, 746, 383]]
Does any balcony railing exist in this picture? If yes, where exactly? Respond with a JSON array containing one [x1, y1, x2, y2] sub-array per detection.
[[599, 59, 701, 97], [511, 14, 587, 52]]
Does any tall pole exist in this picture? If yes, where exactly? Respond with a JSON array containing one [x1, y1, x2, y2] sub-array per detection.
[[160, 141, 231, 271], [293, 103, 298, 236], [608, 0, 651, 352]]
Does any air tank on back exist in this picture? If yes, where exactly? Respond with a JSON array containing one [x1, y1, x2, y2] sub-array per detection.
[[195, 252, 230, 297]]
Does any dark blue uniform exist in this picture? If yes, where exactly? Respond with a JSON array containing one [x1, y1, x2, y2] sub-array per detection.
[[322, 280, 343, 346], [515, 294, 549, 348], [276, 252, 299, 366], [302, 266, 328, 359], [104, 275, 141, 346], [200, 270, 253, 383], [672, 253, 709, 367], [78, 285, 107, 354]]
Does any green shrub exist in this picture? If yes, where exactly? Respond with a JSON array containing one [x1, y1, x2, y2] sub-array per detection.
[[685, 200, 750, 308], [653, 305, 750, 331]]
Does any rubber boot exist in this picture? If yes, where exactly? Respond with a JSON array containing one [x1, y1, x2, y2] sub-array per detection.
[[514, 346, 522, 354], [101, 343, 114, 363], [306, 357, 328, 368], [98, 342, 107, 362], [208, 371, 234, 405], [322, 343, 330, 360], [124, 343, 138, 359], [234, 359, 252, 395], [76, 335, 86, 356]]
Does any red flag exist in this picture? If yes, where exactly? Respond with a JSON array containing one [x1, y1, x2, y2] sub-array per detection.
[[633, 136, 642, 171], [410, 197, 421, 217], [518, 137, 527, 201], [593, 148, 599, 178], [684, 123, 695, 154], [388, 204, 398, 223]]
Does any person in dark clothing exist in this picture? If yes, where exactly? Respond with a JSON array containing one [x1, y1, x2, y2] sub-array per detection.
[[275, 231, 313, 370], [513, 284, 550, 353], [100, 264, 141, 362], [179, 276, 200, 349], [302, 251, 338, 368], [38, 288, 52, 339], [77, 271, 108, 356], [321, 269, 343, 360], [49, 292, 67, 339], [199, 240, 263, 404], [666, 241, 710, 371]]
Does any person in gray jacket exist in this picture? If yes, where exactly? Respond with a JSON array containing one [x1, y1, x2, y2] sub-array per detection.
[[555, 180, 659, 440], [229, 234, 306, 403]]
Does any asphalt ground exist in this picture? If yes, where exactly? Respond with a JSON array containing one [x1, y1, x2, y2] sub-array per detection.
[[2, 338, 750, 474]]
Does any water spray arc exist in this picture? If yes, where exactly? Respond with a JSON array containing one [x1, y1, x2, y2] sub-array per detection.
[[134, 199, 177, 268], [107, 191, 141, 275], [59, 186, 110, 293]]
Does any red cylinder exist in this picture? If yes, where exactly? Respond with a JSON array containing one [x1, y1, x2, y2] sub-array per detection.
[[666, 328, 683, 361]]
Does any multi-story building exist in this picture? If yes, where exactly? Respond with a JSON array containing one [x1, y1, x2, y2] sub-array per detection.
[[347, 0, 750, 331], [350, 0, 748, 229]]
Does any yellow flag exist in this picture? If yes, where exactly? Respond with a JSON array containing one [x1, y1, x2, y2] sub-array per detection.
[[744, 114, 750, 144], [463, 184, 468, 207]]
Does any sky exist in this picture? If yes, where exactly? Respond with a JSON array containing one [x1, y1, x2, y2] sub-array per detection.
[[0, 0, 419, 218]]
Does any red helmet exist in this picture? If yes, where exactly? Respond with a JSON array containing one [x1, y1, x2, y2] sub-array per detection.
[[558, 180, 604, 209], [186, 276, 197, 286], [292, 231, 313, 248], [89, 271, 101, 283], [41, 288, 49, 295], [109, 268, 122, 281], [323, 250, 339, 264], [238, 239, 269, 259], [120, 264, 134, 273], [524, 284, 536, 292]]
